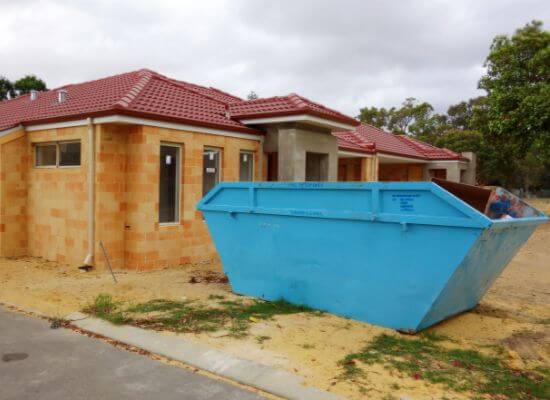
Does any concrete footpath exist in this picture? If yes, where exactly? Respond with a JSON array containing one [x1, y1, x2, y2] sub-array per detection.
[[66, 311, 343, 400], [0, 307, 266, 400]]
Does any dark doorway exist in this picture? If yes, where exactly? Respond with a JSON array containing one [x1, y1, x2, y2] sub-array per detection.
[[305, 152, 328, 181], [429, 168, 447, 180], [159, 144, 180, 223], [267, 152, 278, 181]]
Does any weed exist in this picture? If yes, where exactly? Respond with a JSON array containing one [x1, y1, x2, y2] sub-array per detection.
[[49, 316, 68, 329], [85, 295, 313, 337], [390, 383, 400, 390], [83, 293, 127, 325], [338, 333, 550, 399], [256, 335, 271, 344], [301, 343, 316, 350], [208, 294, 226, 300]]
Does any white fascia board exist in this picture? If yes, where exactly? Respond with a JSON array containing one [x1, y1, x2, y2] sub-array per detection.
[[377, 152, 427, 164], [338, 150, 372, 158], [0, 124, 25, 137], [425, 159, 469, 164], [26, 119, 89, 131], [94, 115, 264, 141], [239, 114, 356, 131], [25, 115, 263, 142]]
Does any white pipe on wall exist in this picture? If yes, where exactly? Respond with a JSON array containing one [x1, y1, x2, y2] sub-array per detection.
[[83, 117, 95, 266]]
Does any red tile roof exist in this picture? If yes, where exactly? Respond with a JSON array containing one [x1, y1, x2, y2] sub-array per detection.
[[228, 93, 359, 127], [333, 130, 376, 154], [0, 70, 463, 163], [395, 135, 461, 160], [0, 70, 358, 135], [0, 69, 256, 134], [335, 124, 462, 161]]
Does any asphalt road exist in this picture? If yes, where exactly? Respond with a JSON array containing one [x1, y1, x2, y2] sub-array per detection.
[[0, 307, 267, 400]]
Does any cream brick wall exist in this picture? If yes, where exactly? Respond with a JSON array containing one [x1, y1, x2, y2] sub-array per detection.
[[26, 126, 89, 265], [121, 125, 261, 270], [0, 131, 28, 257], [0, 123, 262, 270]]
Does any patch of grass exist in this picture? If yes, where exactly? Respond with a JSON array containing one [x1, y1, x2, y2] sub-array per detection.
[[390, 383, 400, 390], [338, 333, 549, 399], [83, 293, 127, 325], [85, 295, 313, 337], [207, 294, 226, 300], [301, 343, 316, 350]]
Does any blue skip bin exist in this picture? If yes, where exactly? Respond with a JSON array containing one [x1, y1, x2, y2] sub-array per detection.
[[197, 182, 547, 332]]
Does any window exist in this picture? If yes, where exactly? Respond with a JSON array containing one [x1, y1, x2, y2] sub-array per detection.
[[239, 151, 254, 181], [35, 141, 81, 168], [59, 141, 81, 166], [159, 144, 181, 224], [35, 144, 57, 167], [203, 148, 221, 196]]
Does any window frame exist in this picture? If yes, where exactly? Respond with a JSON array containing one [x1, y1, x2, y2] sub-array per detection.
[[239, 150, 255, 182], [34, 142, 58, 168], [34, 140, 82, 169], [202, 146, 222, 197], [58, 140, 82, 168], [159, 142, 182, 226]]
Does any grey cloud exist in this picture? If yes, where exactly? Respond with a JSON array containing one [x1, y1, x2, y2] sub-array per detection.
[[0, 0, 548, 115]]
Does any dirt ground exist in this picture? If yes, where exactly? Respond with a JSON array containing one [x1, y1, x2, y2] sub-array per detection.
[[1, 199, 549, 400]]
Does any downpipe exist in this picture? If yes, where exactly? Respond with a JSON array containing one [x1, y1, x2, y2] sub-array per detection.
[[82, 117, 95, 268]]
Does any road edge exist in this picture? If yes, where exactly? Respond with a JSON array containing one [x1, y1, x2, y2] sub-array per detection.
[[66, 312, 343, 400]]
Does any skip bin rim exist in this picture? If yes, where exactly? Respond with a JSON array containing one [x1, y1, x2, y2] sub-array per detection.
[[197, 182, 513, 229]]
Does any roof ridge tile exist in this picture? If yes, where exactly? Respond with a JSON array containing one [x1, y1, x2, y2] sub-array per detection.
[[115, 69, 154, 108]]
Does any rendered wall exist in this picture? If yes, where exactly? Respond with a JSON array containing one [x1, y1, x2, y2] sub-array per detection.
[[264, 123, 338, 181]]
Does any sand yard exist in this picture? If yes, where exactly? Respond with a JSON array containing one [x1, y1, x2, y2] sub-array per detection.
[[1, 199, 549, 400]]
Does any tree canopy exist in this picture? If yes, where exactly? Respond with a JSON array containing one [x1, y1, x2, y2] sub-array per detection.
[[357, 20, 549, 190], [13, 75, 47, 95], [0, 77, 15, 100], [0, 74, 48, 100]]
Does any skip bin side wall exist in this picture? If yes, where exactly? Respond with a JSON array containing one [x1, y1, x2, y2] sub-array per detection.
[[199, 182, 492, 331]]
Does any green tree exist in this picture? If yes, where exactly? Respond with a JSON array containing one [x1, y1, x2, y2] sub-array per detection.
[[357, 106, 390, 130], [0, 76, 15, 100], [446, 96, 486, 130], [358, 98, 447, 141], [478, 20, 549, 187], [14, 75, 47, 95]]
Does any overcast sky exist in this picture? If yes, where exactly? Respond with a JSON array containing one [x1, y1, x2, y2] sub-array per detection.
[[1, 0, 548, 115]]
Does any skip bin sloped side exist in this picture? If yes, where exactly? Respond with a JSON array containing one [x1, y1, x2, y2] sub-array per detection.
[[198, 182, 492, 331], [417, 223, 539, 331]]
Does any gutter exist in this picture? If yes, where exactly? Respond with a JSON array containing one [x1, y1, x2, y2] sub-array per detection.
[[83, 117, 95, 267]]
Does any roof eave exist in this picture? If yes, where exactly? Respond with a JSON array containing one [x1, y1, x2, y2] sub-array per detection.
[[236, 110, 358, 131], [21, 109, 262, 136]]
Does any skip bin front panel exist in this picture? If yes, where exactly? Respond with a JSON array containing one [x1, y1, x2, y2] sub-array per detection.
[[204, 209, 481, 331]]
